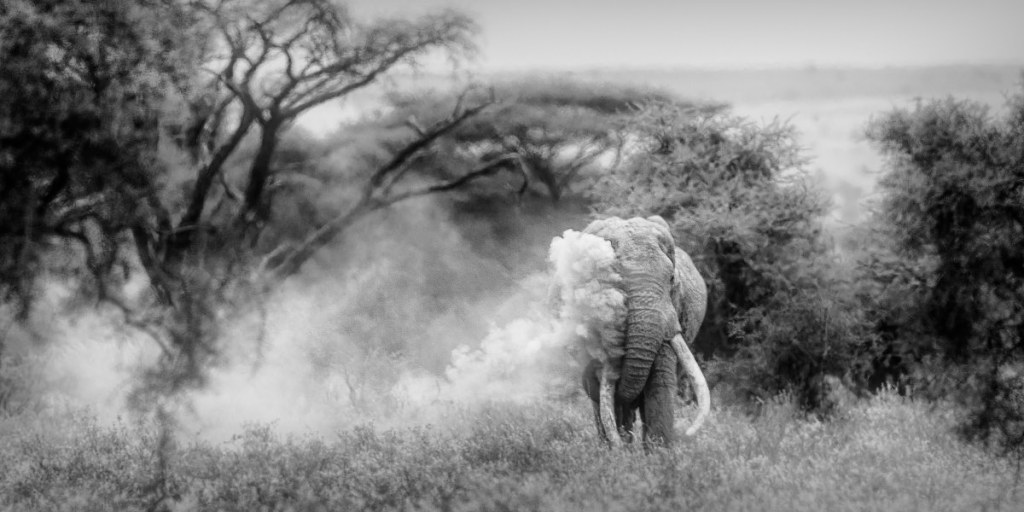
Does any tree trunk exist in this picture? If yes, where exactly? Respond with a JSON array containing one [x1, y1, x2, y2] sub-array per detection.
[[241, 122, 282, 225]]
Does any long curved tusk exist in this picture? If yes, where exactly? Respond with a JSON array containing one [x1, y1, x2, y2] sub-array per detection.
[[599, 366, 622, 448], [671, 334, 710, 436]]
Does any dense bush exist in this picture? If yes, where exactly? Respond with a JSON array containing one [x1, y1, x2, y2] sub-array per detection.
[[862, 84, 1024, 451], [591, 101, 872, 412]]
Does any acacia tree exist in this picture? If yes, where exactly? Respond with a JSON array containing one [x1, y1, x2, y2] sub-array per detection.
[[0, 0, 534, 404], [382, 79, 708, 204], [150, 0, 502, 286]]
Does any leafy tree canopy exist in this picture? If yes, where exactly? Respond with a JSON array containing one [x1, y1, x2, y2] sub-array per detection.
[[589, 100, 869, 411], [863, 85, 1024, 448], [0, 0, 193, 312], [380, 78, 724, 203]]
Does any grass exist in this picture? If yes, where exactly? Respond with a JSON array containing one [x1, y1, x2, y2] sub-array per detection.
[[1, 392, 1022, 511]]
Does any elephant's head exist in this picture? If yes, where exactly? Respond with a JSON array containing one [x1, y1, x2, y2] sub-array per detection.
[[583, 215, 710, 441], [584, 216, 681, 401]]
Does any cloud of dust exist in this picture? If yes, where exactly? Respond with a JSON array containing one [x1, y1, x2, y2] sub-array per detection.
[[546, 230, 627, 369], [17, 201, 627, 442], [396, 229, 626, 408], [11, 282, 162, 424]]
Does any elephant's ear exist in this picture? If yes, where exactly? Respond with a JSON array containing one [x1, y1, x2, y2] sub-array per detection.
[[647, 216, 682, 315], [669, 246, 684, 317], [646, 216, 677, 272]]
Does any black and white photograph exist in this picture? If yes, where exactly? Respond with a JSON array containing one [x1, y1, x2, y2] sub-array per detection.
[[1, 0, 1023, 509]]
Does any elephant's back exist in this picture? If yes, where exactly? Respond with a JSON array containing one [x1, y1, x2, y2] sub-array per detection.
[[673, 247, 707, 343]]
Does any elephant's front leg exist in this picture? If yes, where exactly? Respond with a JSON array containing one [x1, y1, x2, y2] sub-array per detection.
[[640, 340, 679, 448]]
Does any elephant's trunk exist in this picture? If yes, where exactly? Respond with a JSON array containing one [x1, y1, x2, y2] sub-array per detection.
[[616, 278, 673, 403]]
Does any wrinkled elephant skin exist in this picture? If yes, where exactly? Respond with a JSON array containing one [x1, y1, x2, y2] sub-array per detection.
[[580, 216, 710, 447]]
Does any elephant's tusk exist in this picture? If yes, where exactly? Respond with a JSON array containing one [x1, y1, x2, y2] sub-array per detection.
[[599, 366, 622, 448], [671, 334, 710, 436]]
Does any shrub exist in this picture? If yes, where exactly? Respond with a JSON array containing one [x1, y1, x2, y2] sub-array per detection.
[[863, 81, 1024, 453], [590, 101, 872, 412]]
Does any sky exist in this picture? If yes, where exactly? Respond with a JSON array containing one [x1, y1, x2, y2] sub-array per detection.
[[349, 0, 1024, 70]]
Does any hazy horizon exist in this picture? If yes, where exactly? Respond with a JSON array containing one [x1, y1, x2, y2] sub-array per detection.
[[349, 0, 1024, 72]]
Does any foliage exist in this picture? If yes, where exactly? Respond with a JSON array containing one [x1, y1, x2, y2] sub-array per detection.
[[381, 78, 724, 204], [0, 0, 192, 313], [591, 101, 872, 411], [862, 85, 1024, 452], [0, 0, 537, 415], [1, 395, 1021, 511]]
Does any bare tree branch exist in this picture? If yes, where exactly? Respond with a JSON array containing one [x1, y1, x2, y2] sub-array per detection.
[[176, 105, 257, 242], [387, 153, 529, 203], [367, 95, 494, 191], [257, 90, 504, 282], [405, 116, 427, 136], [260, 198, 372, 283], [200, 2, 477, 227], [101, 291, 176, 360]]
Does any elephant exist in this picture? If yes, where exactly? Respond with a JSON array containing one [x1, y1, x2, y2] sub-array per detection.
[[575, 216, 710, 448]]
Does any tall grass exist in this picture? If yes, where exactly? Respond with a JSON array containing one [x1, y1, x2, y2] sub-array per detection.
[[1, 392, 1021, 511]]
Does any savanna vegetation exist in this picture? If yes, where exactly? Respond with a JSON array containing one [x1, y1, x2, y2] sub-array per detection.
[[4, 393, 1024, 511], [2, 0, 1024, 510]]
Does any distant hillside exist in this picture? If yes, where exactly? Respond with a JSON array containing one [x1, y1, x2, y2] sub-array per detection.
[[529, 65, 1022, 104]]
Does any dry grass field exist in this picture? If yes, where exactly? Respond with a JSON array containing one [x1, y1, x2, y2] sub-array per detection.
[[3, 392, 1022, 511]]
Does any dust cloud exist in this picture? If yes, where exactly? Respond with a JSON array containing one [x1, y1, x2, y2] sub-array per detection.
[[16, 201, 625, 442], [413, 229, 626, 408]]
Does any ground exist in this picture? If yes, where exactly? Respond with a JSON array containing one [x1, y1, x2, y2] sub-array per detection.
[[2, 392, 1021, 511]]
